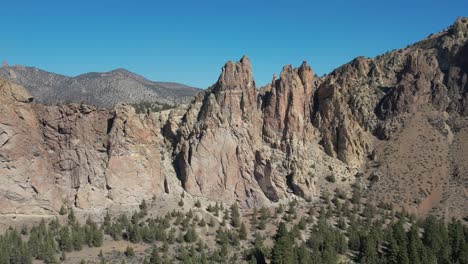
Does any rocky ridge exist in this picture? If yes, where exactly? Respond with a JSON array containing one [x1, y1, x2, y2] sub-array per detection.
[[0, 18, 467, 220]]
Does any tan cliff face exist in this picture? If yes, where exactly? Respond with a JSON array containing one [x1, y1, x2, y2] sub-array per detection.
[[175, 57, 275, 207], [0, 18, 467, 219], [174, 57, 332, 207], [0, 79, 57, 215], [0, 80, 179, 214]]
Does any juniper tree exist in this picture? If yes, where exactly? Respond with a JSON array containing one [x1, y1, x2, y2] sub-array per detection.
[[184, 227, 198, 243], [239, 222, 248, 240], [251, 208, 258, 226], [230, 203, 241, 228], [139, 199, 148, 217], [59, 204, 68, 215], [271, 222, 294, 264], [125, 246, 135, 257], [198, 218, 206, 227], [68, 208, 76, 224]]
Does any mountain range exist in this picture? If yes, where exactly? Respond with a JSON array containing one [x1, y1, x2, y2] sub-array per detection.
[[0, 17, 467, 223]]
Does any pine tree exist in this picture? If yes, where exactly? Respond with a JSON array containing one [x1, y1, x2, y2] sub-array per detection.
[[59, 204, 68, 215], [271, 222, 294, 264], [58, 226, 73, 252], [251, 208, 258, 227], [176, 231, 184, 243], [296, 244, 312, 264], [167, 228, 176, 244], [209, 217, 216, 227], [359, 234, 378, 264], [103, 211, 112, 233], [186, 209, 194, 219], [259, 207, 270, 221], [43, 235, 58, 264], [458, 244, 468, 264], [337, 216, 347, 230], [184, 227, 198, 243], [393, 220, 410, 264], [124, 246, 135, 257], [139, 199, 148, 216], [129, 222, 142, 243], [196, 239, 205, 252], [351, 185, 361, 205], [287, 202, 296, 216], [407, 225, 422, 264], [131, 211, 140, 225], [257, 219, 266, 230], [20, 224, 28, 235], [142, 225, 154, 243], [276, 204, 284, 214], [71, 224, 84, 251], [239, 222, 248, 240], [198, 218, 206, 227], [149, 247, 162, 264], [68, 208, 76, 224], [230, 203, 241, 228], [297, 217, 307, 230], [388, 235, 400, 264]]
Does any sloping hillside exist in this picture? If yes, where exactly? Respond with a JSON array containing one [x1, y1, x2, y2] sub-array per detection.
[[0, 66, 200, 108]]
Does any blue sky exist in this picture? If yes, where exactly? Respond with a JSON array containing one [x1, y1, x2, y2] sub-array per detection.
[[1, 0, 466, 88]]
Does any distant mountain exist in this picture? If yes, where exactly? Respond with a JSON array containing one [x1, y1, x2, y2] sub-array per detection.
[[0, 65, 201, 108]]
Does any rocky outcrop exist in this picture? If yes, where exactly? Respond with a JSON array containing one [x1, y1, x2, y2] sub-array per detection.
[[175, 57, 269, 207], [315, 17, 468, 217], [262, 62, 316, 146], [174, 18, 468, 217], [0, 18, 467, 219], [175, 57, 347, 206], [0, 80, 179, 214], [0, 79, 59, 215]]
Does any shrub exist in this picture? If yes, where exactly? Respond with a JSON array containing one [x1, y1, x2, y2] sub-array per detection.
[[59, 204, 68, 215], [326, 174, 336, 183], [124, 246, 135, 257], [198, 218, 206, 227]]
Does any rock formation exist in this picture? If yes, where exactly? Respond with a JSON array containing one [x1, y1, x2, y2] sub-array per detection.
[[0, 79, 180, 214], [0, 18, 467, 220]]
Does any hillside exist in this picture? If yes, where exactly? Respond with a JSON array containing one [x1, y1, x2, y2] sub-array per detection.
[[0, 66, 200, 108]]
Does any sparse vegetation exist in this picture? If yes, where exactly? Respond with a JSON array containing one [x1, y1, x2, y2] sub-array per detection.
[[0, 191, 467, 264], [131, 101, 175, 114]]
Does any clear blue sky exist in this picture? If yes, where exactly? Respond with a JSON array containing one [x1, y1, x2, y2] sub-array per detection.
[[1, 0, 466, 88]]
